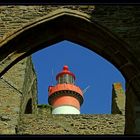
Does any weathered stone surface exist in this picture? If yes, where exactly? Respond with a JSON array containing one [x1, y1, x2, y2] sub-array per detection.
[[125, 85, 136, 134], [17, 111, 125, 134], [1, 59, 27, 92], [0, 78, 21, 134], [0, 56, 37, 134], [0, 115, 11, 121], [111, 83, 125, 115], [20, 56, 38, 115], [0, 5, 139, 56]]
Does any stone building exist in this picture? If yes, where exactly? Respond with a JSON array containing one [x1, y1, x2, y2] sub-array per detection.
[[0, 5, 140, 134]]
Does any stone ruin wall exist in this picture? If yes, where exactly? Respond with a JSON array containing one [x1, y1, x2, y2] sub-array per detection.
[[0, 56, 37, 134], [17, 107, 125, 135], [1, 5, 139, 134], [0, 5, 140, 61]]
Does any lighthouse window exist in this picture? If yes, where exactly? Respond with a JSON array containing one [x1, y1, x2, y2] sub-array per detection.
[[64, 74, 69, 83], [58, 74, 74, 84], [58, 77, 63, 83]]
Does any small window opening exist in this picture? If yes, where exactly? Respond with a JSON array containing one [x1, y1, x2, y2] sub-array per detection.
[[24, 98, 32, 114]]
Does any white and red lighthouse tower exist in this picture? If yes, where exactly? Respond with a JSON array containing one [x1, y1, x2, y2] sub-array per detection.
[[48, 65, 83, 114]]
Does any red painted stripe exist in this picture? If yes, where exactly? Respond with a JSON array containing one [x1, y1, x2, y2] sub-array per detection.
[[52, 96, 80, 109]]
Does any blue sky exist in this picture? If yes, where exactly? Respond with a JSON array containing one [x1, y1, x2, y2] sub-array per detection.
[[32, 40, 125, 114]]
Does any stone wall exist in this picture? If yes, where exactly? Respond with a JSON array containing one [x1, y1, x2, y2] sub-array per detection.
[[20, 56, 38, 115], [111, 83, 125, 115], [0, 5, 140, 61], [0, 56, 37, 134], [0, 58, 27, 134], [0, 5, 94, 38], [17, 107, 125, 135], [125, 84, 137, 134]]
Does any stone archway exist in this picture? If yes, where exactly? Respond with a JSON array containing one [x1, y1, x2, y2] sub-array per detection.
[[0, 8, 140, 134]]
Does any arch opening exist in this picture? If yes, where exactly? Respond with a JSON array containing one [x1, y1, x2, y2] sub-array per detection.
[[32, 40, 126, 114]]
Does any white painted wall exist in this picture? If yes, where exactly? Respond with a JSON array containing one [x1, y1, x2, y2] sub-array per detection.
[[52, 105, 80, 114]]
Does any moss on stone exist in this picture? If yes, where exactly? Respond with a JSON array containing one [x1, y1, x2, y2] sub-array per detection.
[[38, 104, 52, 109]]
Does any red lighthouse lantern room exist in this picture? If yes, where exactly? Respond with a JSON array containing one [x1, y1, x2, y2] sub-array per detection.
[[48, 65, 83, 114]]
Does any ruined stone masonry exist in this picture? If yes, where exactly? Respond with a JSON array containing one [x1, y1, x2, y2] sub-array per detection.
[[0, 56, 37, 134], [112, 83, 125, 115], [0, 5, 140, 134]]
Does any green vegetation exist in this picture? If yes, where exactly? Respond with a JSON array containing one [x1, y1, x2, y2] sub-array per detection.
[[37, 104, 52, 108]]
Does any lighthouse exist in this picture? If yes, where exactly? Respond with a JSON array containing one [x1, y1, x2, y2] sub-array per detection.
[[48, 65, 84, 114]]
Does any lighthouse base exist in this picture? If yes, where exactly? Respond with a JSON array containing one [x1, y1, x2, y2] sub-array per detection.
[[52, 105, 80, 114]]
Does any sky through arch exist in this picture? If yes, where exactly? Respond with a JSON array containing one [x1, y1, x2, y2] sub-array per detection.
[[32, 40, 125, 114]]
